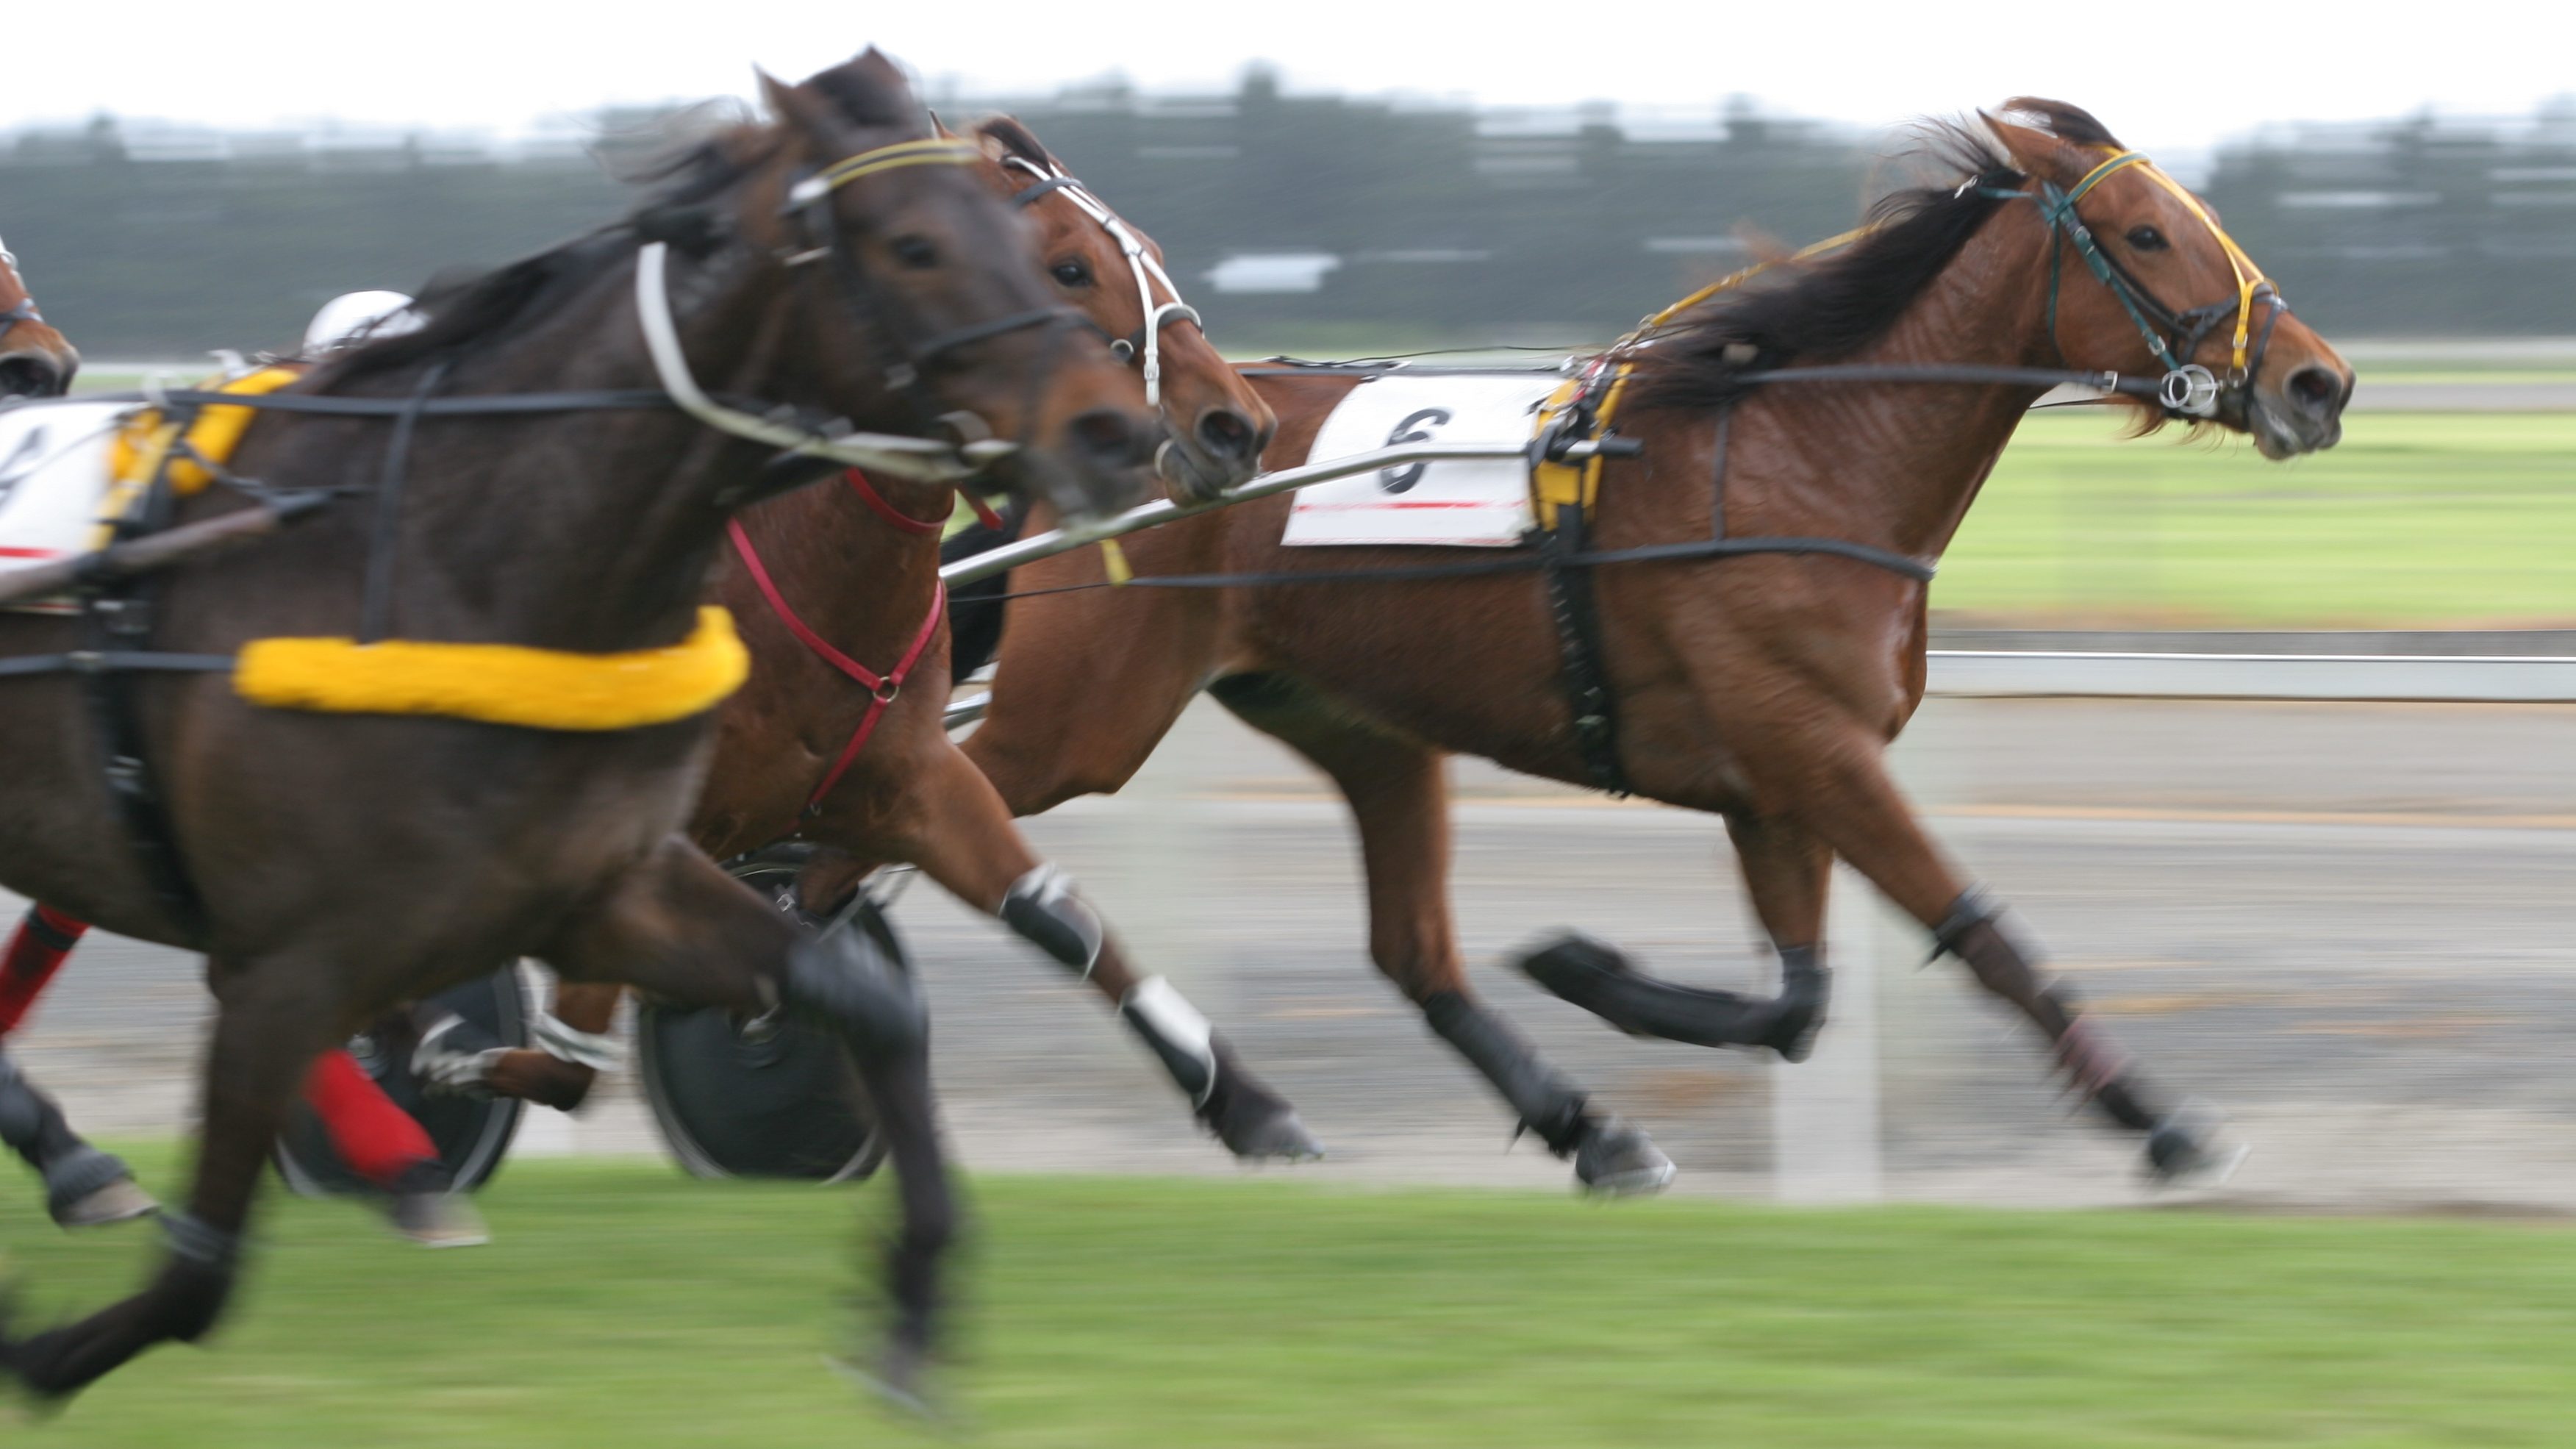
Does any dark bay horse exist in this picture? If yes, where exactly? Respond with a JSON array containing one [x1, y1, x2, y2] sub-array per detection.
[[0, 49, 1155, 1404], [956, 101, 2354, 1190], [0, 235, 78, 397], [472, 114, 1320, 1162]]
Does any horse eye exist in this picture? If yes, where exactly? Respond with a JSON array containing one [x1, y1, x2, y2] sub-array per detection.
[[1051, 260, 1093, 288], [2125, 225, 2169, 253], [890, 235, 940, 269]]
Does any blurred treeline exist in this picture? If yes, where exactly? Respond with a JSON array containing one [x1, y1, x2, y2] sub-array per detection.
[[6, 71, 2573, 358]]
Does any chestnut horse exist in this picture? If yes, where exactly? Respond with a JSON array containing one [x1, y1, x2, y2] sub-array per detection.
[[0, 51, 1155, 1404], [0, 235, 78, 397], [955, 101, 2353, 1190], [473, 115, 1319, 1162]]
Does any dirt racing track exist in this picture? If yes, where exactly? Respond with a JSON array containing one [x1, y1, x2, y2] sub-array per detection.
[[12, 687, 2572, 1217]]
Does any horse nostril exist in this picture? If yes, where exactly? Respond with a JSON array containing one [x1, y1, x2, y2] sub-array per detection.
[[1196, 408, 1257, 461], [2286, 365, 2345, 418], [1067, 407, 1151, 468]]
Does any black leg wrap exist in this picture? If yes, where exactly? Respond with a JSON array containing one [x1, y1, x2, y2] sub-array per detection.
[[998, 865, 1103, 976], [1925, 884, 2003, 962], [781, 924, 925, 1059], [158, 1213, 243, 1343], [1516, 931, 1829, 1060], [1423, 990, 1587, 1154], [1948, 915, 2169, 1136]]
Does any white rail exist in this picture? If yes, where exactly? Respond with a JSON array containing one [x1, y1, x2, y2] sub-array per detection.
[[1925, 651, 2576, 704]]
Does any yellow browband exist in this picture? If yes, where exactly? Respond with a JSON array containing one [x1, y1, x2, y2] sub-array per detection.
[[237, 606, 751, 731], [2068, 149, 2272, 376], [804, 137, 981, 195]]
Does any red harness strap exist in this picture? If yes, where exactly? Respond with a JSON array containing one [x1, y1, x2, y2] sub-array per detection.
[[844, 470, 945, 535], [729, 500, 945, 815]]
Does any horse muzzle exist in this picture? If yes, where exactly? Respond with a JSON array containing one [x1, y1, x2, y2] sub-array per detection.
[[2246, 362, 2351, 459], [0, 345, 77, 399]]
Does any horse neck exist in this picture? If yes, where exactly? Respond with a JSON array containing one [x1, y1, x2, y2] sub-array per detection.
[[401, 251, 908, 651], [1746, 206, 2060, 562]]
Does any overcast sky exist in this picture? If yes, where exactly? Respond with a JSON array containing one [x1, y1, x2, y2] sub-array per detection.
[[6, 0, 2566, 153]]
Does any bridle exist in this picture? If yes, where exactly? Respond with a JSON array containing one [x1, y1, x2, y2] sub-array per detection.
[[1998, 151, 2286, 420], [637, 135, 1098, 484], [0, 236, 43, 348], [1001, 155, 1205, 411]]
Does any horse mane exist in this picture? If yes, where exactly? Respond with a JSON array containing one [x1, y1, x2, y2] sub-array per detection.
[[1626, 115, 2055, 413], [329, 50, 927, 384], [326, 122, 779, 383]]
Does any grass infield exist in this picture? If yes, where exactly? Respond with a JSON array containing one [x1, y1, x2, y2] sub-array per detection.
[[6, 1154, 2573, 1446], [1940, 411, 2576, 627]]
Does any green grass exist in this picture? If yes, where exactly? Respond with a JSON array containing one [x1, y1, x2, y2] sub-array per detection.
[[8, 1155, 2576, 1447], [1939, 411, 2576, 626]]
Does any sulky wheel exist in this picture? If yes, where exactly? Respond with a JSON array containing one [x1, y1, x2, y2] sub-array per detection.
[[634, 846, 890, 1182]]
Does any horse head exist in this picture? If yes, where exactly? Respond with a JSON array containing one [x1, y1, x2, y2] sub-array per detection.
[[1983, 99, 2352, 459], [0, 237, 79, 398], [965, 115, 1276, 499], [745, 50, 1161, 519]]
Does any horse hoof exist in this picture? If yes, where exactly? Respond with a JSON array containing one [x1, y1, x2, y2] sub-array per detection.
[[54, 1178, 158, 1230], [2145, 1101, 2247, 1187], [1225, 1106, 1325, 1164], [1574, 1115, 1676, 1197], [387, 1192, 491, 1250], [1761, 998, 1827, 1064], [43, 1148, 152, 1229], [826, 1342, 942, 1423]]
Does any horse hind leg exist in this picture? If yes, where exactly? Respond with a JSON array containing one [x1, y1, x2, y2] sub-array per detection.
[[0, 956, 336, 1399], [1514, 809, 1831, 1062], [0, 906, 157, 1227], [1208, 672, 1671, 1195], [543, 837, 956, 1411]]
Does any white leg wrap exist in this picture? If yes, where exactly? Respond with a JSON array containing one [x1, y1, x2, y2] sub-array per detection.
[[999, 863, 1105, 978], [1121, 975, 1217, 1107], [532, 1007, 626, 1074]]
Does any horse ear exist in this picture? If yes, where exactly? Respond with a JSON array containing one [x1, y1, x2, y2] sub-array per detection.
[[976, 115, 1059, 171], [760, 68, 855, 153], [1978, 110, 2092, 187], [809, 47, 924, 131]]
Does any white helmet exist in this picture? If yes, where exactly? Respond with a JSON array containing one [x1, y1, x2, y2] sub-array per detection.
[[303, 290, 423, 356]]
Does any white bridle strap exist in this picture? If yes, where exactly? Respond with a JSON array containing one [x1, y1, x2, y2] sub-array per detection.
[[1003, 157, 1203, 409], [634, 242, 995, 483]]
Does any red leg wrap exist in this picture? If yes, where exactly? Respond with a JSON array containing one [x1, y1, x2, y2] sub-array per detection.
[[0, 905, 90, 1037], [301, 1049, 436, 1189]]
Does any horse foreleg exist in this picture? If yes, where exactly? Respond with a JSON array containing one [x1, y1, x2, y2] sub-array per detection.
[[1790, 734, 2235, 1182], [543, 837, 955, 1410], [876, 741, 1319, 1162], [0, 906, 155, 1226], [0, 958, 332, 1399], [1209, 673, 1672, 1194]]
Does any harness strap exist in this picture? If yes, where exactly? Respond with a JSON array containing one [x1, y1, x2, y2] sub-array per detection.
[[844, 471, 946, 536], [725, 520, 946, 814], [1538, 508, 1629, 795]]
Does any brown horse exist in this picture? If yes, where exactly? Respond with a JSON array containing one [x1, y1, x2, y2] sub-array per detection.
[[0, 235, 79, 397], [0, 50, 1155, 1404], [473, 114, 1321, 1162], [956, 101, 2354, 1191]]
